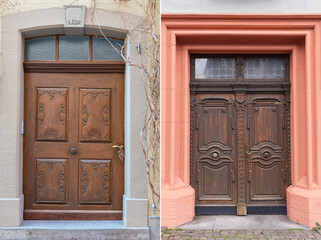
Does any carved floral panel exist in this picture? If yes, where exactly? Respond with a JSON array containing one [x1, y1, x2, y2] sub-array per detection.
[[36, 158, 67, 204], [36, 88, 68, 141], [79, 159, 111, 205], [79, 89, 111, 142]]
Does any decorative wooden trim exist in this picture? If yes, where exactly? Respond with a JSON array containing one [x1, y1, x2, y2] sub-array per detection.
[[56, 36, 59, 61], [190, 93, 196, 190], [24, 61, 125, 73], [190, 82, 291, 93], [235, 93, 247, 216], [24, 209, 122, 220], [89, 36, 93, 61]]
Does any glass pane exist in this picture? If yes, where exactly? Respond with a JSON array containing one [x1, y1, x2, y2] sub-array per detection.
[[244, 58, 285, 79], [93, 37, 124, 61], [25, 36, 56, 61], [59, 36, 89, 61], [195, 58, 236, 79]]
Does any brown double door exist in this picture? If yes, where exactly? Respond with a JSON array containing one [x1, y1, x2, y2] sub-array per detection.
[[24, 70, 124, 220], [191, 92, 291, 214]]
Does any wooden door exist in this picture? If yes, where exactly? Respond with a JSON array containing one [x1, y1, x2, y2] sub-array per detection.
[[23, 69, 124, 220], [245, 93, 291, 207], [191, 93, 237, 206], [190, 54, 291, 215]]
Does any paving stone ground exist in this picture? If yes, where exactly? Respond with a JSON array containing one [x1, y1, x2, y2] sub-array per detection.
[[161, 229, 321, 240]]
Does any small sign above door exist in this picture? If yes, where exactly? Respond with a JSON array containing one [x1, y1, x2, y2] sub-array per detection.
[[63, 5, 86, 35]]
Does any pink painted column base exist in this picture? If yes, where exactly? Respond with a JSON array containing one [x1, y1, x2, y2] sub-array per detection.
[[161, 186, 195, 228], [287, 186, 321, 228]]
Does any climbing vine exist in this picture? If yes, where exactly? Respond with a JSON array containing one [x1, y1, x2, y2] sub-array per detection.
[[91, 0, 160, 213]]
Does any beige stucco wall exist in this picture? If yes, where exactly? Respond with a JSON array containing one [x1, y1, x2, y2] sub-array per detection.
[[0, 0, 159, 226], [0, 0, 147, 50]]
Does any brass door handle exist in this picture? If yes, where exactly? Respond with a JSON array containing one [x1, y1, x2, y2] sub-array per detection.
[[112, 144, 124, 149], [113, 144, 124, 161]]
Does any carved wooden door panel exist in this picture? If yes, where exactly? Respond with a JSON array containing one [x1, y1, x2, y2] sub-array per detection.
[[245, 93, 290, 207], [191, 93, 237, 207], [24, 72, 124, 220], [191, 92, 290, 214], [190, 54, 291, 215]]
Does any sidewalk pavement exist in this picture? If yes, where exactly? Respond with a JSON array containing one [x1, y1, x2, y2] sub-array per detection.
[[161, 229, 321, 239]]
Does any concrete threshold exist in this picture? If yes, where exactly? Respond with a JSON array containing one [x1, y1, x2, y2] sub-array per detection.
[[0, 220, 149, 240], [177, 215, 310, 230]]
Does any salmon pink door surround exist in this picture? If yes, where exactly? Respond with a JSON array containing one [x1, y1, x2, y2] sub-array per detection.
[[161, 14, 321, 228]]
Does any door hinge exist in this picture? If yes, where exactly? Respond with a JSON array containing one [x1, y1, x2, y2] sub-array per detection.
[[230, 169, 235, 182], [196, 164, 200, 182], [247, 115, 251, 129], [230, 114, 235, 130], [21, 120, 25, 135], [248, 170, 252, 182], [196, 105, 200, 130]]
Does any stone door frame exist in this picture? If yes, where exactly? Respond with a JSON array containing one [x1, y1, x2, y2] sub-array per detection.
[[0, 8, 148, 227], [161, 14, 321, 228]]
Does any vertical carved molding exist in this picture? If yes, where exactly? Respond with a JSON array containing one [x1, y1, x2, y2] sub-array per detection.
[[235, 93, 247, 215], [103, 105, 110, 126], [81, 104, 89, 126], [37, 171, 44, 193], [284, 94, 291, 185], [59, 104, 66, 125], [38, 103, 45, 125], [190, 93, 196, 189], [81, 171, 89, 193], [103, 171, 110, 204]]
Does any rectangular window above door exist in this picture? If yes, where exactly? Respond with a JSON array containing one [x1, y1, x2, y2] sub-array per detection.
[[25, 35, 124, 61], [192, 55, 289, 82], [195, 58, 236, 79], [244, 57, 285, 79]]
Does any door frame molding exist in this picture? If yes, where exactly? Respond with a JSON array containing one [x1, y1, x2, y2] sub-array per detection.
[[161, 14, 321, 228], [23, 62, 126, 73], [0, 8, 148, 227], [189, 54, 291, 214]]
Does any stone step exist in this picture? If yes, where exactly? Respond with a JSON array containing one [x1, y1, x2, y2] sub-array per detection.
[[0, 220, 149, 240]]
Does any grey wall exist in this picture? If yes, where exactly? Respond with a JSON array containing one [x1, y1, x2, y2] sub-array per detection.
[[161, 0, 321, 13]]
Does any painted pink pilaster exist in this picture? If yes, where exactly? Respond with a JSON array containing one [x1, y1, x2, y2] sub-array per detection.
[[161, 14, 321, 229], [161, 18, 195, 229]]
